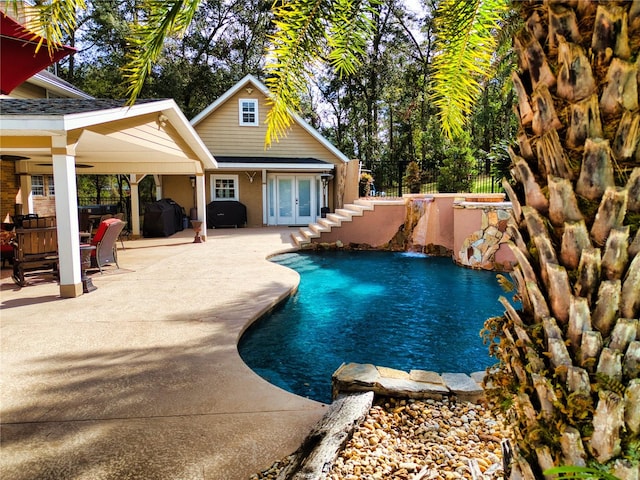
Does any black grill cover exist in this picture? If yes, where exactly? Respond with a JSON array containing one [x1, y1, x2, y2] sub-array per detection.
[[143, 198, 185, 237], [206, 201, 247, 228]]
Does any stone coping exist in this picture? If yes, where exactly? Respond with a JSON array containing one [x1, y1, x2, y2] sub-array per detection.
[[332, 362, 486, 403]]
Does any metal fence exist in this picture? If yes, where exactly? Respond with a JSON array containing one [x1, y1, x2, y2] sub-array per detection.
[[367, 159, 502, 197], [77, 195, 123, 208], [77, 195, 131, 229]]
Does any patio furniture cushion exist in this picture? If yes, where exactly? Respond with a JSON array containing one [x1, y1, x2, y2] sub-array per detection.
[[1, 230, 15, 267], [90, 218, 126, 273]]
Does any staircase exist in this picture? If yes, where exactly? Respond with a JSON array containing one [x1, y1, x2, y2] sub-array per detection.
[[291, 199, 376, 247]]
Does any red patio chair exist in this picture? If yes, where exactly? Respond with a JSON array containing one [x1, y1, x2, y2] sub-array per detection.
[[90, 218, 125, 273]]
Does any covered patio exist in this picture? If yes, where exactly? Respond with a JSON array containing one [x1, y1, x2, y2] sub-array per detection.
[[0, 227, 326, 479], [0, 98, 216, 297]]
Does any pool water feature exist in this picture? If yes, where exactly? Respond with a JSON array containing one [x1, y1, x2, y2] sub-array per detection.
[[238, 251, 508, 404]]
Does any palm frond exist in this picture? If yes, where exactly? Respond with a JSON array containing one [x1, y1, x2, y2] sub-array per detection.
[[124, 0, 201, 103], [326, 0, 375, 77], [544, 466, 622, 480], [264, 0, 324, 147], [264, 0, 376, 147], [431, 0, 510, 139]]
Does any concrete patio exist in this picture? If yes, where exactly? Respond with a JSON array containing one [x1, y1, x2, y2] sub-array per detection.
[[0, 227, 327, 480]]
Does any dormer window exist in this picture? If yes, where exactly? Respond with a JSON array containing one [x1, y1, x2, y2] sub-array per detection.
[[239, 99, 258, 126]]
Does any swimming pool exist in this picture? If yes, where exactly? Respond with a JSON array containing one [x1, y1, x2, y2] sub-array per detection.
[[238, 251, 507, 404]]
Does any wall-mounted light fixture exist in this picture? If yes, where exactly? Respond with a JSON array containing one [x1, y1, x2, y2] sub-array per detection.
[[157, 113, 168, 128], [245, 171, 257, 183], [320, 172, 334, 189], [320, 173, 334, 218], [189, 176, 196, 188]]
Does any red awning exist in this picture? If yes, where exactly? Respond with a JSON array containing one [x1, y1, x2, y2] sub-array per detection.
[[0, 12, 76, 95]]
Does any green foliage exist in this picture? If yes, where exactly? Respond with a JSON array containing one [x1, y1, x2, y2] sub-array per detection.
[[138, 176, 157, 207], [431, 0, 510, 139], [487, 140, 513, 183], [359, 172, 374, 197], [403, 161, 422, 194], [437, 138, 474, 192], [124, 0, 201, 102], [5, 0, 86, 54], [265, 0, 376, 147], [544, 466, 621, 480], [594, 373, 626, 397]]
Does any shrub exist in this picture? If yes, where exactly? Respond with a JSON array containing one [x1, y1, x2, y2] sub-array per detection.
[[403, 161, 423, 194], [437, 141, 474, 192], [359, 172, 374, 197]]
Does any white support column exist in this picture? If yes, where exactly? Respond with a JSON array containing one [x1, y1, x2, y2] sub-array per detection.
[[130, 174, 142, 237], [154, 174, 162, 200], [52, 136, 82, 298], [261, 169, 268, 225], [195, 174, 207, 240]]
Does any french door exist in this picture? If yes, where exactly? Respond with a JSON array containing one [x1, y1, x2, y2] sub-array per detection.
[[268, 175, 317, 225]]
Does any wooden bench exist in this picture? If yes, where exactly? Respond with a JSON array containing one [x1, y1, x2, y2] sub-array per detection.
[[12, 217, 59, 286]]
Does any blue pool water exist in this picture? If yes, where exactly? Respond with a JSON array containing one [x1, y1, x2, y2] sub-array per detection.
[[238, 251, 507, 404]]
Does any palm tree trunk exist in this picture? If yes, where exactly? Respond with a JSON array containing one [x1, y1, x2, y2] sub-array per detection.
[[485, 1, 640, 478]]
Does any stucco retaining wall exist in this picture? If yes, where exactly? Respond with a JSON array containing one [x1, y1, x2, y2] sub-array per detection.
[[311, 194, 516, 271], [313, 201, 406, 248]]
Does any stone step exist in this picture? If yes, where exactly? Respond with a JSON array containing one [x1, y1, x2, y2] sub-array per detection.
[[325, 213, 350, 225], [291, 200, 378, 248], [290, 232, 306, 247], [309, 222, 332, 235], [336, 204, 370, 217], [350, 200, 377, 211], [299, 227, 319, 241], [332, 362, 485, 403], [317, 217, 340, 229]]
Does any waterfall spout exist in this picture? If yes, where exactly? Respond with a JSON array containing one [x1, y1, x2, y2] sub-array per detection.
[[405, 196, 435, 253]]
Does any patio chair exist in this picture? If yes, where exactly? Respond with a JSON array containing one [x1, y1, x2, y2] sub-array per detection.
[[114, 212, 127, 249], [90, 218, 126, 273]]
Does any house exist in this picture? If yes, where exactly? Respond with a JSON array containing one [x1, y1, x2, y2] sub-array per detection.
[[191, 74, 359, 227]]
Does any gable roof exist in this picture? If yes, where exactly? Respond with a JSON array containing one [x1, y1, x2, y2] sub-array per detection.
[[0, 98, 217, 173], [213, 155, 334, 171], [190, 74, 350, 164]]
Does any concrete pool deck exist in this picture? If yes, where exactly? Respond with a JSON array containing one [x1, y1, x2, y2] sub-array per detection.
[[0, 227, 328, 480]]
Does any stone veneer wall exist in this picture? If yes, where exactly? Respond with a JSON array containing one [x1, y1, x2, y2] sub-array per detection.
[[453, 201, 515, 271]]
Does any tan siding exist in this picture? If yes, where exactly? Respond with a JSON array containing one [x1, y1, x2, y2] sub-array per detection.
[[206, 171, 264, 227], [162, 176, 194, 217], [195, 90, 344, 165], [237, 173, 263, 227], [88, 115, 197, 160], [3, 83, 46, 99]]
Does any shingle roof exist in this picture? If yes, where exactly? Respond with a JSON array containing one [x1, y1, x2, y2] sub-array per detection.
[[215, 156, 332, 165], [0, 98, 164, 115]]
